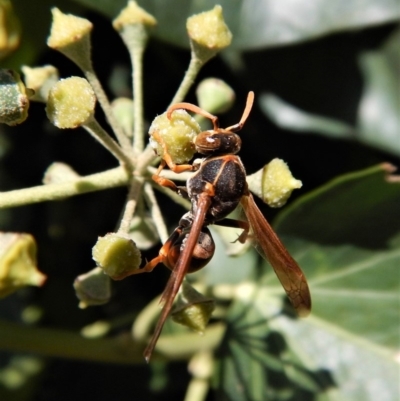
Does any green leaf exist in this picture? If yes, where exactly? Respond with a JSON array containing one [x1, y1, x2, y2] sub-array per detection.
[[259, 93, 355, 139], [274, 163, 400, 248], [72, 0, 400, 49], [357, 27, 400, 156], [216, 164, 400, 400], [259, 28, 400, 156]]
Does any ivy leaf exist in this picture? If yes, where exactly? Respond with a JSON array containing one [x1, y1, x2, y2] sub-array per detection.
[[73, 0, 400, 49], [215, 164, 400, 400]]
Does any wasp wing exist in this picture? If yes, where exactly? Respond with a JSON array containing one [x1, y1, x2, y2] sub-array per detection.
[[240, 193, 311, 317], [143, 194, 212, 362]]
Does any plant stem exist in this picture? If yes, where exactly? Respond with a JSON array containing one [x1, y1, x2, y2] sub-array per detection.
[[0, 167, 129, 209], [184, 377, 210, 401], [118, 177, 143, 235], [117, 24, 148, 154], [131, 39, 145, 153], [84, 69, 133, 154], [169, 55, 204, 106], [143, 182, 169, 243], [83, 118, 134, 169], [0, 319, 225, 363], [0, 319, 143, 364], [117, 146, 156, 234]]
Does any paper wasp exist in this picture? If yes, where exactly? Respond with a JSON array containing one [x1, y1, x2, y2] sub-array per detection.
[[138, 91, 311, 361]]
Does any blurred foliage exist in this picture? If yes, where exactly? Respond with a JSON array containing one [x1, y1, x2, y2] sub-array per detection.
[[260, 28, 400, 156], [0, 1, 399, 401], [73, 0, 400, 49]]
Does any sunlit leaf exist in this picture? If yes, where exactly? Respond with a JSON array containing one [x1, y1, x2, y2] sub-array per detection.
[[216, 164, 400, 400], [259, 93, 354, 138], [357, 27, 400, 156]]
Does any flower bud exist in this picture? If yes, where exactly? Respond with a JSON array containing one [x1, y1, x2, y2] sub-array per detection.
[[247, 158, 302, 208], [111, 97, 134, 138], [0, 232, 46, 298], [0, 69, 31, 126], [73, 267, 111, 309], [21, 65, 59, 103], [187, 6, 232, 63], [47, 8, 93, 71], [92, 233, 141, 280], [113, 2, 156, 55], [46, 77, 96, 128], [113, 1, 157, 30], [42, 162, 80, 185], [196, 78, 235, 114], [172, 281, 215, 334], [149, 109, 200, 165], [0, 0, 21, 59]]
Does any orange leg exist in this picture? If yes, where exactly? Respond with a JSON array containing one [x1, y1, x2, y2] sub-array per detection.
[[152, 132, 194, 174], [128, 226, 183, 276], [214, 217, 250, 243]]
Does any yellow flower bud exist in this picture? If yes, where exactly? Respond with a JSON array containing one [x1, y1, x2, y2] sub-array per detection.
[[113, 1, 157, 31], [46, 77, 96, 129], [149, 109, 200, 165], [187, 6, 232, 50], [172, 281, 215, 334], [21, 65, 59, 103], [92, 233, 141, 280], [47, 8, 92, 70], [0, 233, 46, 298], [0, 0, 21, 59], [47, 8, 92, 50], [247, 158, 302, 208]]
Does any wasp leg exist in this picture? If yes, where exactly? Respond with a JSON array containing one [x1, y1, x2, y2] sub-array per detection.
[[214, 218, 250, 243], [130, 227, 182, 275], [130, 255, 164, 275], [152, 132, 194, 175]]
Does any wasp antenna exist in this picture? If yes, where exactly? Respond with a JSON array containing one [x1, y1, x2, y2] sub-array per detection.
[[226, 91, 255, 132]]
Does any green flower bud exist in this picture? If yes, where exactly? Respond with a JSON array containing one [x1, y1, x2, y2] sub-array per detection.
[[92, 233, 142, 280], [47, 8, 93, 71], [0, 69, 31, 126], [46, 77, 96, 129], [113, 2, 156, 74], [149, 109, 200, 165], [187, 6, 232, 63], [0, 0, 21, 59], [113, 1, 157, 30], [172, 281, 215, 334], [196, 78, 235, 114], [0, 232, 46, 298], [21, 65, 59, 103], [73, 267, 111, 309], [247, 158, 302, 208], [111, 97, 134, 138]]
